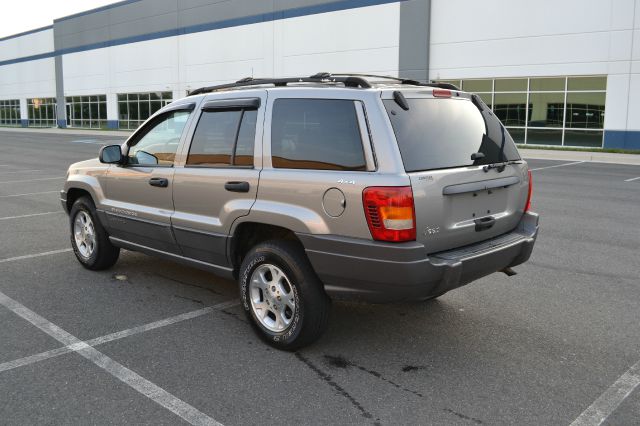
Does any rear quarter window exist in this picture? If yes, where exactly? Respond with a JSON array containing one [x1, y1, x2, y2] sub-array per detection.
[[271, 99, 366, 171]]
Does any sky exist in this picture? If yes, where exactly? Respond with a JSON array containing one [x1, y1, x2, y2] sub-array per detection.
[[0, 0, 116, 38]]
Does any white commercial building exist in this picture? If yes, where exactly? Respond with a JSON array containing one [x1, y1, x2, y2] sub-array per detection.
[[0, 0, 638, 149]]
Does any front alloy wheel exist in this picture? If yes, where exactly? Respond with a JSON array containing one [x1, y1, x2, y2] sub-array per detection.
[[73, 211, 96, 259], [69, 196, 120, 270]]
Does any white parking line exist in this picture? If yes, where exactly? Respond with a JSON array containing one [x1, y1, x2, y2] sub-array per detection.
[[0, 176, 64, 184], [0, 211, 63, 221], [0, 290, 223, 426], [70, 139, 108, 145], [0, 249, 72, 264], [569, 360, 640, 426], [530, 161, 586, 171], [0, 299, 240, 374], [624, 176, 640, 182], [0, 191, 59, 198], [0, 169, 42, 175]]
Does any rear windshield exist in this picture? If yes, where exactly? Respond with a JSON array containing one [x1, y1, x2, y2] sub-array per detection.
[[383, 97, 520, 172]]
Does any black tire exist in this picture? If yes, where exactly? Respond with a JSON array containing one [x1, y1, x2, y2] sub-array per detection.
[[69, 196, 120, 270], [239, 240, 331, 351]]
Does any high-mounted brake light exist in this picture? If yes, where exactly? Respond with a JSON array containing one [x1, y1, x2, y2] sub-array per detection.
[[432, 89, 452, 98], [363, 186, 416, 242], [524, 170, 533, 212]]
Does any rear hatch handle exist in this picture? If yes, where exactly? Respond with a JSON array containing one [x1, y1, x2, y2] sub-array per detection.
[[474, 216, 496, 232]]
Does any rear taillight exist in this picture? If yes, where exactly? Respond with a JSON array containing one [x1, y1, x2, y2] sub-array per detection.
[[363, 186, 416, 242], [524, 170, 533, 212]]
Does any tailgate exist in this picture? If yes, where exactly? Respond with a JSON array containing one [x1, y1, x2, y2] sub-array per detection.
[[382, 89, 529, 253], [409, 165, 529, 253]]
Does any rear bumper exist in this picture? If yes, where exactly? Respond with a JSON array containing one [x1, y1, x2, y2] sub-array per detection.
[[297, 212, 539, 303]]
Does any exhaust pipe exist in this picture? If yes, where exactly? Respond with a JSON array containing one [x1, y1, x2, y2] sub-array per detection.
[[501, 267, 517, 277]]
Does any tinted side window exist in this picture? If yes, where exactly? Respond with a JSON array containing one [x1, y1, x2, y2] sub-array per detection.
[[128, 110, 190, 166], [235, 110, 258, 166], [271, 99, 366, 171], [187, 109, 257, 167]]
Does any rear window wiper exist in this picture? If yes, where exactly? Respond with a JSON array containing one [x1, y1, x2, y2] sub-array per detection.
[[483, 160, 522, 173]]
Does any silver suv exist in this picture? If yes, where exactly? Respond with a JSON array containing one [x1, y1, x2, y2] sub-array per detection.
[[61, 74, 538, 350]]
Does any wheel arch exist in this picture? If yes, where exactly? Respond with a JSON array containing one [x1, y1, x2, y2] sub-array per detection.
[[64, 176, 104, 214], [228, 221, 305, 277]]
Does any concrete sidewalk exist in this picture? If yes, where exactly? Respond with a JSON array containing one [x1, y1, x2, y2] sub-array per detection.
[[519, 148, 640, 166], [0, 126, 131, 138]]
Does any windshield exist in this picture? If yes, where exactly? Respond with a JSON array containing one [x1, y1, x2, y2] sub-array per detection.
[[384, 97, 520, 172]]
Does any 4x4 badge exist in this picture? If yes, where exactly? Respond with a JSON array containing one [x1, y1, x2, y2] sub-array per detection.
[[337, 179, 356, 185]]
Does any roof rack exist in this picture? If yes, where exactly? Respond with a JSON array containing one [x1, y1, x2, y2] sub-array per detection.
[[188, 74, 372, 96], [331, 73, 460, 90], [188, 73, 459, 96]]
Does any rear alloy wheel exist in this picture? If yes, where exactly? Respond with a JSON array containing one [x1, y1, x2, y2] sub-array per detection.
[[69, 196, 120, 270], [239, 240, 330, 351], [249, 263, 297, 333]]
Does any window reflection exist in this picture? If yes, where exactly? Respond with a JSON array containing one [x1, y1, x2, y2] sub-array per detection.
[[494, 93, 528, 126], [566, 92, 605, 129], [528, 92, 565, 128]]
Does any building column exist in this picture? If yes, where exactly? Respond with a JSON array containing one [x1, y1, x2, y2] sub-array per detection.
[[19, 98, 28, 127], [106, 93, 118, 129], [399, 0, 431, 82], [55, 55, 66, 128]]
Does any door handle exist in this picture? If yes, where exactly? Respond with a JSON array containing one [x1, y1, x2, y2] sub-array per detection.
[[225, 181, 250, 193], [474, 216, 495, 232], [148, 177, 169, 188]]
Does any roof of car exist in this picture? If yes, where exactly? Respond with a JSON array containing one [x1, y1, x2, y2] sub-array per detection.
[[187, 73, 459, 97]]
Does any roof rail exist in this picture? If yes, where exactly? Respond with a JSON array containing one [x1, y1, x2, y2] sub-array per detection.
[[426, 82, 460, 90], [187, 73, 461, 96], [188, 73, 372, 96], [329, 74, 462, 90]]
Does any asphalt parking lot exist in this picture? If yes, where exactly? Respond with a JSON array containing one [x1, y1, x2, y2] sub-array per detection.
[[1, 130, 639, 425]]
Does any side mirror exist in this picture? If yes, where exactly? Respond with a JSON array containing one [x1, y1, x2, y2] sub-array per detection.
[[99, 145, 123, 164]]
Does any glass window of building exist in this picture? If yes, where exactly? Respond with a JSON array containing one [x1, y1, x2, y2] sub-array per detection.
[[567, 76, 606, 91], [435, 75, 607, 147], [494, 93, 528, 127], [528, 92, 565, 127], [462, 79, 492, 93], [118, 92, 173, 130], [27, 98, 57, 127], [65, 95, 106, 129], [530, 77, 565, 92], [0, 99, 21, 126], [494, 79, 528, 92]]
